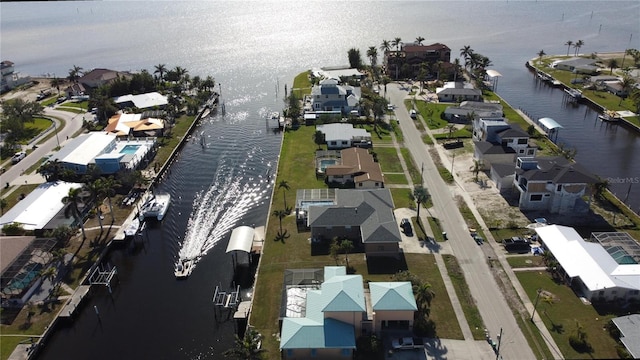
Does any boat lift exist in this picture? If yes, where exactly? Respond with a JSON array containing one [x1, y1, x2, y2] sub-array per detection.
[[213, 284, 241, 321], [88, 263, 118, 294]]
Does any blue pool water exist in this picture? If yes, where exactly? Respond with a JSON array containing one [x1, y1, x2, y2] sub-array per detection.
[[319, 158, 338, 172], [120, 145, 140, 154]]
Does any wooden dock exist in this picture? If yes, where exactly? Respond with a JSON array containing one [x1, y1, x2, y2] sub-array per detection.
[[59, 285, 90, 318]]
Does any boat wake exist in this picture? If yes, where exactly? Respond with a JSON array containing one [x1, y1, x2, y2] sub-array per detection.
[[176, 153, 272, 272]]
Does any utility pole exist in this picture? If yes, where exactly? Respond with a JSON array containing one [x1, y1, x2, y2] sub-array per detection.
[[421, 162, 424, 185], [451, 153, 455, 174], [531, 288, 542, 321], [495, 327, 503, 360]]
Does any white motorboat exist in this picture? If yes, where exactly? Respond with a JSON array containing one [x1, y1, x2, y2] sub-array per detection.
[[139, 193, 171, 221], [564, 88, 582, 99], [598, 110, 621, 123], [174, 258, 194, 279]]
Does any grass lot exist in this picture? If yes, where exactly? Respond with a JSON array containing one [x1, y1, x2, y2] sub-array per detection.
[[400, 148, 421, 185], [415, 102, 449, 130], [292, 71, 312, 98], [55, 107, 85, 114], [506, 255, 545, 268], [517, 271, 621, 359], [0, 184, 39, 214], [251, 124, 468, 356], [427, 217, 446, 242], [383, 173, 409, 185], [373, 147, 403, 173], [442, 254, 486, 340], [59, 100, 88, 110], [150, 114, 196, 168]]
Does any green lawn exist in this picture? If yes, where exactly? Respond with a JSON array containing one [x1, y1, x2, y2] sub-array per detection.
[[506, 256, 545, 268], [60, 100, 89, 109], [516, 271, 621, 359], [292, 71, 312, 98], [390, 188, 413, 209], [414, 102, 450, 130], [442, 254, 486, 340], [400, 148, 421, 185], [383, 173, 409, 185], [372, 147, 403, 173]]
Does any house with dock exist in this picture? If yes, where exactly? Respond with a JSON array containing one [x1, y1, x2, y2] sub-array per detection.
[[310, 79, 360, 116], [306, 188, 401, 258], [436, 81, 482, 102], [279, 266, 417, 359], [47, 132, 157, 175], [514, 156, 598, 214]]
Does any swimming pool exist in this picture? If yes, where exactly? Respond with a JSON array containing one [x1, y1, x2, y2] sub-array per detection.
[[318, 158, 338, 172], [120, 144, 141, 154]]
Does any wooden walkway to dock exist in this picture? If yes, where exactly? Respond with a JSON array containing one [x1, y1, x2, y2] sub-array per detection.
[[59, 285, 90, 318]]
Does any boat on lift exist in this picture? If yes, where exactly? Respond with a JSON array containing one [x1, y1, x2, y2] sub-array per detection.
[[174, 258, 194, 279], [598, 110, 621, 122], [139, 193, 171, 221]]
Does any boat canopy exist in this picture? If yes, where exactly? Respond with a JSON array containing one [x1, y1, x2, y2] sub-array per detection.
[[485, 69, 502, 78], [225, 226, 255, 253], [538, 117, 563, 130]]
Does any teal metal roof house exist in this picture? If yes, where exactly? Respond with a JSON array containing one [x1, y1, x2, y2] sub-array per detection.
[[279, 267, 417, 359]]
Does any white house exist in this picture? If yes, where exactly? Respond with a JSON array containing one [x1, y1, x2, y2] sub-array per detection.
[[436, 82, 482, 102], [1, 60, 31, 92], [554, 58, 599, 75], [115, 92, 168, 110], [535, 225, 640, 302], [0, 181, 84, 232], [316, 123, 371, 150]]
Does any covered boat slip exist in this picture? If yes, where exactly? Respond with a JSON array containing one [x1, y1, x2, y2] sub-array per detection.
[[225, 226, 265, 259]]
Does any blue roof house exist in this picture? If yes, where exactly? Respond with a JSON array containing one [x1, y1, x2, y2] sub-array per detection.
[[370, 282, 418, 333], [280, 267, 418, 359]]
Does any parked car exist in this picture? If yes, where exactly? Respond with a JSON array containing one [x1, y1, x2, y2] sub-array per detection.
[[503, 236, 531, 253], [400, 218, 413, 236], [11, 151, 26, 164], [392, 337, 425, 350], [409, 109, 417, 119]]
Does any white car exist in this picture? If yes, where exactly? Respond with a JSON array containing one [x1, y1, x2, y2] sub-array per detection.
[[409, 109, 417, 119], [11, 152, 26, 164]]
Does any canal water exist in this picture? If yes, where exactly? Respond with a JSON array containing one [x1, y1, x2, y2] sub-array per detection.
[[0, 1, 637, 359]]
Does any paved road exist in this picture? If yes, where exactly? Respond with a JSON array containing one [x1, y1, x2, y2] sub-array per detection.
[[1, 107, 86, 191], [387, 83, 536, 360]]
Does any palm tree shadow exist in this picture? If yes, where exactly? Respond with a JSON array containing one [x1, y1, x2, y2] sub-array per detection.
[[275, 230, 290, 243]]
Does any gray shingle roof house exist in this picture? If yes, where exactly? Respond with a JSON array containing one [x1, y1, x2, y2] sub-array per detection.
[[554, 57, 599, 75], [514, 157, 598, 214], [611, 314, 640, 358], [308, 189, 401, 258], [443, 101, 503, 121], [436, 82, 482, 102], [279, 266, 417, 359]]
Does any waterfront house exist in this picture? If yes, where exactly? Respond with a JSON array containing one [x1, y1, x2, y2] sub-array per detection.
[[312, 66, 364, 84], [105, 112, 166, 138], [436, 82, 482, 102], [514, 156, 598, 214], [554, 58, 599, 75], [1, 60, 31, 93], [443, 101, 503, 122], [114, 92, 168, 110], [472, 118, 536, 168], [310, 79, 360, 115], [316, 123, 371, 150], [324, 148, 384, 189], [78, 68, 132, 89], [279, 266, 417, 359], [307, 188, 401, 258], [47, 132, 157, 175], [383, 42, 451, 79], [535, 225, 640, 303]]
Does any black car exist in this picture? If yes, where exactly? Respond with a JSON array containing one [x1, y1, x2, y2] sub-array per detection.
[[400, 218, 413, 236]]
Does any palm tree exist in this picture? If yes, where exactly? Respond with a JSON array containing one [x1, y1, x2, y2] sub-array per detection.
[[470, 160, 483, 182], [607, 58, 618, 75], [84, 180, 104, 232], [411, 186, 429, 218], [98, 176, 120, 223], [379, 39, 391, 54], [573, 40, 584, 56], [67, 65, 83, 83], [62, 187, 86, 240], [329, 238, 342, 265], [223, 327, 265, 359], [39, 266, 58, 300], [278, 180, 290, 212], [154, 63, 167, 82], [272, 209, 287, 235], [537, 49, 546, 62], [459, 45, 473, 69], [50, 77, 64, 96], [452, 58, 461, 82], [415, 282, 435, 315], [620, 48, 634, 68], [340, 239, 354, 268], [392, 37, 402, 52], [415, 36, 425, 45], [619, 74, 636, 105], [592, 177, 609, 200], [312, 130, 325, 150], [367, 46, 378, 70], [564, 40, 573, 56]]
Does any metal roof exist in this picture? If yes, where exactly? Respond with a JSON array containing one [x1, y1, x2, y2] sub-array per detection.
[[225, 226, 254, 253], [485, 69, 503, 78], [538, 117, 563, 130], [370, 282, 417, 311]]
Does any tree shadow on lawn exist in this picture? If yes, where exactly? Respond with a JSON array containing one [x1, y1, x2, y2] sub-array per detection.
[[366, 253, 408, 274]]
